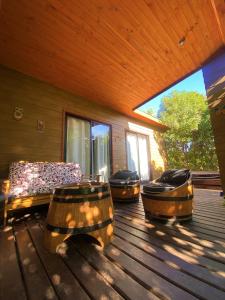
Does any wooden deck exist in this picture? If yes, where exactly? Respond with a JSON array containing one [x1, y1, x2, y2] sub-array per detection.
[[1, 189, 225, 300]]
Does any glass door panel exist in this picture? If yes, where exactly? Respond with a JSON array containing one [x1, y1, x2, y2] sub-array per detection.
[[91, 122, 110, 181], [126, 132, 150, 181], [138, 134, 150, 181], [126, 132, 139, 173], [66, 116, 91, 175], [66, 115, 111, 181]]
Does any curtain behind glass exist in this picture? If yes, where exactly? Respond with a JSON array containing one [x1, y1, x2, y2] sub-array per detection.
[[126, 132, 150, 181], [92, 123, 110, 181], [138, 135, 149, 181], [126, 132, 139, 173], [66, 116, 91, 175]]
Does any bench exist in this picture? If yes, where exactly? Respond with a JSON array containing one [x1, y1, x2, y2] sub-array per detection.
[[0, 161, 81, 226]]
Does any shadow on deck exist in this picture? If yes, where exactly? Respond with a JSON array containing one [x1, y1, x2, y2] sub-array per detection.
[[1, 189, 225, 300]]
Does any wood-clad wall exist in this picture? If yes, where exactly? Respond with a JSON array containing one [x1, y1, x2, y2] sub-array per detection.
[[202, 51, 225, 193], [0, 65, 166, 180]]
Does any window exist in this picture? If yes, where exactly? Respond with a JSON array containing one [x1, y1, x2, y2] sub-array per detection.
[[65, 114, 111, 181]]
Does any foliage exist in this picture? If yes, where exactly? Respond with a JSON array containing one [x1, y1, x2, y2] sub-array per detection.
[[159, 91, 218, 171], [144, 107, 157, 118]]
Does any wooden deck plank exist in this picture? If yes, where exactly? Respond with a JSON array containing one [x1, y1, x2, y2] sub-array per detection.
[[114, 215, 225, 272], [27, 220, 90, 300], [0, 226, 27, 300], [105, 241, 197, 300], [110, 236, 225, 300], [193, 210, 225, 222], [122, 204, 225, 230], [14, 222, 58, 300], [114, 225, 225, 290], [61, 243, 123, 300], [116, 207, 225, 250], [75, 241, 159, 300], [1, 188, 225, 300], [115, 209, 225, 260]]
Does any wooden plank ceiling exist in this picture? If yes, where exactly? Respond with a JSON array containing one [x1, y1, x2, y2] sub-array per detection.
[[0, 0, 224, 128]]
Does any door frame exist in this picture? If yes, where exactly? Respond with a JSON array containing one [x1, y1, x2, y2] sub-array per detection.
[[125, 130, 151, 182], [63, 111, 113, 176]]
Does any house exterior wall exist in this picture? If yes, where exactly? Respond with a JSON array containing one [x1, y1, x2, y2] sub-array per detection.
[[202, 51, 225, 193], [0, 65, 166, 180]]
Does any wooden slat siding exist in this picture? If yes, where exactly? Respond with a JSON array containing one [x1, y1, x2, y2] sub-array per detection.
[[14, 222, 58, 300], [113, 226, 225, 291], [0, 1, 223, 119], [0, 65, 166, 179], [0, 226, 27, 300], [75, 242, 159, 300], [202, 51, 225, 194], [27, 221, 91, 300]]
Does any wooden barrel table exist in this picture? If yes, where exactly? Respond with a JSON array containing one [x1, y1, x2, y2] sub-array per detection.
[[109, 170, 140, 202], [44, 182, 114, 253], [110, 180, 140, 202], [141, 181, 193, 221]]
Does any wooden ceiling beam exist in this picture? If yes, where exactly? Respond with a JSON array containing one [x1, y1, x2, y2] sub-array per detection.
[[211, 0, 225, 44]]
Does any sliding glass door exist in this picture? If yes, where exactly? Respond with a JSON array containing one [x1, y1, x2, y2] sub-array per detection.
[[66, 117, 91, 175], [92, 122, 111, 181], [126, 132, 150, 181], [66, 115, 111, 181]]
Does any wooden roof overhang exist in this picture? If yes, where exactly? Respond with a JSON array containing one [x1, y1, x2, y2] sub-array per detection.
[[0, 0, 224, 130]]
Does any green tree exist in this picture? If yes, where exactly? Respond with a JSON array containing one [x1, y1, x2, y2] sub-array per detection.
[[143, 107, 157, 118], [159, 91, 218, 171]]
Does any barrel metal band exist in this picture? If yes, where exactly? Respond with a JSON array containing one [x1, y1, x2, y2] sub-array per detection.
[[46, 218, 113, 235], [53, 192, 110, 203], [54, 185, 109, 196], [142, 193, 193, 201], [113, 196, 139, 202], [110, 184, 139, 189]]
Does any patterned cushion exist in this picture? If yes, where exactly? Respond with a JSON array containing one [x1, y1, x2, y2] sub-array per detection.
[[9, 162, 81, 197]]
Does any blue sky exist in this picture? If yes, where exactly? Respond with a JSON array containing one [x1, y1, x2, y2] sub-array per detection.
[[139, 69, 206, 115]]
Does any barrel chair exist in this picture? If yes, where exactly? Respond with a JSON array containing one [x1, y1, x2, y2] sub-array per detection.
[[141, 169, 193, 221], [44, 179, 114, 253], [109, 170, 140, 202]]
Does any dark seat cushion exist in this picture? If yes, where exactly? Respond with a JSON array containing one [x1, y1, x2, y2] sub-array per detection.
[[143, 182, 177, 193], [109, 170, 139, 181], [157, 169, 190, 185]]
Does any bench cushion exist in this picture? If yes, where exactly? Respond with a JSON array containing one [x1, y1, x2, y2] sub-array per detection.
[[9, 162, 81, 197]]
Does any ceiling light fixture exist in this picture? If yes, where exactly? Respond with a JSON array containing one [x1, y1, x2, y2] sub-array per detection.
[[178, 37, 186, 46]]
